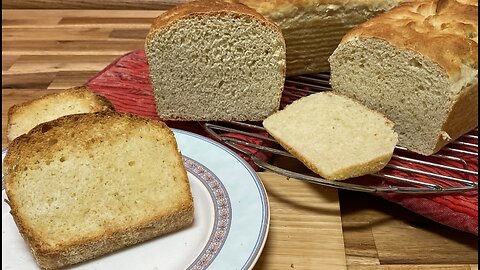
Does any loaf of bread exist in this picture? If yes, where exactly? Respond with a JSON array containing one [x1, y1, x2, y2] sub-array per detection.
[[145, 0, 286, 121], [226, 0, 408, 75], [6, 86, 114, 142], [3, 112, 194, 269], [329, 0, 478, 155], [263, 92, 398, 180]]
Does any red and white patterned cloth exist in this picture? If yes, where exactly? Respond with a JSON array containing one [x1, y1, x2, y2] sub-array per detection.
[[85, 50, 478, 235]]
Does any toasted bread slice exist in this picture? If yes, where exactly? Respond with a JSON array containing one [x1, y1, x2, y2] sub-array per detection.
[[263, 92, 398, 180], [3, 112, 194, 269], [7, 86, 114, 142]]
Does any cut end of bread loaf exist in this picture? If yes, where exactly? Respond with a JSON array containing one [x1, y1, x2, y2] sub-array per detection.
[[4, 112, 194, 269], [6, 86, 114, 142], [330, 0, 478, 155], [263, 92, 398, 180], [145, 0, 286, 121], [330, 37, 478, 155]]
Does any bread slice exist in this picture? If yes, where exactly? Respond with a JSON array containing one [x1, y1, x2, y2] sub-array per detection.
[[145, 0, 286, 121], [263, 92, 398, 180], [329, 0, 478, 155], [6, 86, 114, 142], [225, 0, 409, 75], [3, 112, 194, 269]]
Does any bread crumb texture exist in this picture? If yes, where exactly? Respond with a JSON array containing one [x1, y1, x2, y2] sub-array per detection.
[[263, 92, 398, 180], [330, 0, 478, 155], [146, 0, 285, 121], [4, 112, 193, 269]]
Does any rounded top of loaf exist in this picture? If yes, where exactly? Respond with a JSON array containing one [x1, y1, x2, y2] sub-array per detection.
[[147, 0, 282, 41], [340, 0, 478, 80], [224, 0, 409, 15]]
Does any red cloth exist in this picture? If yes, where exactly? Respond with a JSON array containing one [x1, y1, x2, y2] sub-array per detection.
[[85, 50, 478, 235]]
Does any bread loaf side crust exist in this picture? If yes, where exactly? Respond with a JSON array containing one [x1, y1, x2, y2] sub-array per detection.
[[432, 83, 478, 154], [226, 0, 408, 75], [4, 112, 194, 270], [226, 0, 407, 16], [341, 0, 478, 80]]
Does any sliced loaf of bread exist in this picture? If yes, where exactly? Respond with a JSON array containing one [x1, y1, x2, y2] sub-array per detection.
[[263, 92, 398, 180], [3, 112, 194, 269], [329, 0, 478, 155], [145, 0, 286, 121], [6, 86, 114, 142]]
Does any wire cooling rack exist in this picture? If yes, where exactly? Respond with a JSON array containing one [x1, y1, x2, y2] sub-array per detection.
[[202, 74, 478, 194]]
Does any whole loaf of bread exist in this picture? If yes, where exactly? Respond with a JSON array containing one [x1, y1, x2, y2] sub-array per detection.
[[329, 0, 478, 155]]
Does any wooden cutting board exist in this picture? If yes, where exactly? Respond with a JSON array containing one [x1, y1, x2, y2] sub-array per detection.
[[255, 172, 347, 270]]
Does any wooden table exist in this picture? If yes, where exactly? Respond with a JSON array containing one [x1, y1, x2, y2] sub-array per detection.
[[2, 9, 478, 270]]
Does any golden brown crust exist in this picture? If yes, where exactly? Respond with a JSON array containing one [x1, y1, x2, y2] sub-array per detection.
[[341, 0, 478, 80], [146, 0, 283, 43], [25, 207, 194, 269], [432, 83, 479, 153], [4, 112, 194, 269], [7, 86, 114, 118], [6, 86, 115, 143]]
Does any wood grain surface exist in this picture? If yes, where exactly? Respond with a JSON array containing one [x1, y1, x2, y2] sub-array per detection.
[[3, 0, 188, 10], [1, 9, 478, 270]]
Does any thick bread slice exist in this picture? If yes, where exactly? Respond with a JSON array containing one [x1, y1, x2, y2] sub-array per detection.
[[3, 112, 194, 270], [145, 0, 286, 121], [263, 92, 398, 180], [6, 86, 114, 142], [329, 0, 478, 155], [226, 0, 409, 75]]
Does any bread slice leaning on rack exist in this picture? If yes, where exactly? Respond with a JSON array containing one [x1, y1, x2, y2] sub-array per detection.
[[263, 92, 398, 180], [6, 86, 114, 142], [145, 0, 286, 121], [225, 0, 409, 75], [329, 0, 478, 155], [3, 112, 194, 270]]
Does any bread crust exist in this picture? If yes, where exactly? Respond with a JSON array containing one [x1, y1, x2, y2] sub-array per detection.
[[341, 0, 478, 80], [432, 82, 478, 153], [4, 112, 194, 270], [226, 0, 408, 75], [146, 0, 283, 43], [6, 86, 115, 142], [226, 0, 407, 14]]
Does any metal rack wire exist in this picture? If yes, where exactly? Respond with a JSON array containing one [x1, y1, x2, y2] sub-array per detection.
[[202, 74, 478, 194]]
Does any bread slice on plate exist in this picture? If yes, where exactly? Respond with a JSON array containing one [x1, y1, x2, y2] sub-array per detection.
[[3, 112, 194, 270], [6, 86, 114, 142], [263, 92, 398, 180], [145, 0, 286, 121], [329, 0, 478, 155]]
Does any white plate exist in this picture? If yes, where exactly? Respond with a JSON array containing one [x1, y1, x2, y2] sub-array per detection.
[[1, 129, 269, 270]]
